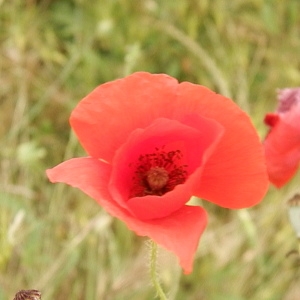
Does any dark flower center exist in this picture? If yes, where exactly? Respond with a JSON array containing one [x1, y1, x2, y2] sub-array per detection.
[[129, 146, 188, 197], [146, 166, 169, 191]]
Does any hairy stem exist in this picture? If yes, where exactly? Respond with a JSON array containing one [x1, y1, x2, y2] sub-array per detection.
[[150, 240, 168, 300]]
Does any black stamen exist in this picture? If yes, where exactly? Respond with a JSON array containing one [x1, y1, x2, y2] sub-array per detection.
[[129, 146, 188, 198]]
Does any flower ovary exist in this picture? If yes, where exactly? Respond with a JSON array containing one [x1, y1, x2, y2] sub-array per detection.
[[146, 166, 169, 191]]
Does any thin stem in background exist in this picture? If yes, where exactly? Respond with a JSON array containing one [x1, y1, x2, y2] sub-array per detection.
[[152, 20, 231, 99]]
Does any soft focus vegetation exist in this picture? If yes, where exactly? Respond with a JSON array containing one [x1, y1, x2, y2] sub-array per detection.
[[1, 0, 300, 299]]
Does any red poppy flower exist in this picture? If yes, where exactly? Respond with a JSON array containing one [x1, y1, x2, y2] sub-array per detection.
[[47, 72, 268, 273], [264, 88, 300, 187]]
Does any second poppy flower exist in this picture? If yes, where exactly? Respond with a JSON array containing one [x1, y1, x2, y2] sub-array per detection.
[[264, 88, 300, 187]]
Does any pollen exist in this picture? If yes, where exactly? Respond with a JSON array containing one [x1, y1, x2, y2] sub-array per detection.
[[129, 146, 188, 197]]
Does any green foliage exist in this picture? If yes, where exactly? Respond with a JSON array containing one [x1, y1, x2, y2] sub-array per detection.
[[1, 0, 300, 299]]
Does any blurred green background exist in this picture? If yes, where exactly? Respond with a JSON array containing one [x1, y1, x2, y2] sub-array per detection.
[[1, 0, 300, 299]]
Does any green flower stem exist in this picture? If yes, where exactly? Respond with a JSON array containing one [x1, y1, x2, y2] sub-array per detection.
[[150, 240, 168, 300]]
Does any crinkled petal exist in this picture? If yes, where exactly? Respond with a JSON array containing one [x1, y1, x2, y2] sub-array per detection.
[[46, 157, 207, 273], [70, 73, 179, 161], [177, 82, 269, 208], [142, 205, 207, 274]]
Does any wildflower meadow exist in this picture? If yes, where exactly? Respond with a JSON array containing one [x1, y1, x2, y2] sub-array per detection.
[[1, 1, 300, 299]]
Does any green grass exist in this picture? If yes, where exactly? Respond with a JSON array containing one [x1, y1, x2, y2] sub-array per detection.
[[1, 0, 300, 299]]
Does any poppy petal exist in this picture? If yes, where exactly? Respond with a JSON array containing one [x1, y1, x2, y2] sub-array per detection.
[[46, 158, 115, 206], [46, 157, 207, 273], [177, 82, 269, 208], [264, 105, 300, 187], [70, 72, 179, 162], [139, 205, 207, 275]]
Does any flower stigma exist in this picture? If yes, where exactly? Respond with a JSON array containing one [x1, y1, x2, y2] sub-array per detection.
[[129, 146, 188, 198], [146, 166, 169, 191]]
